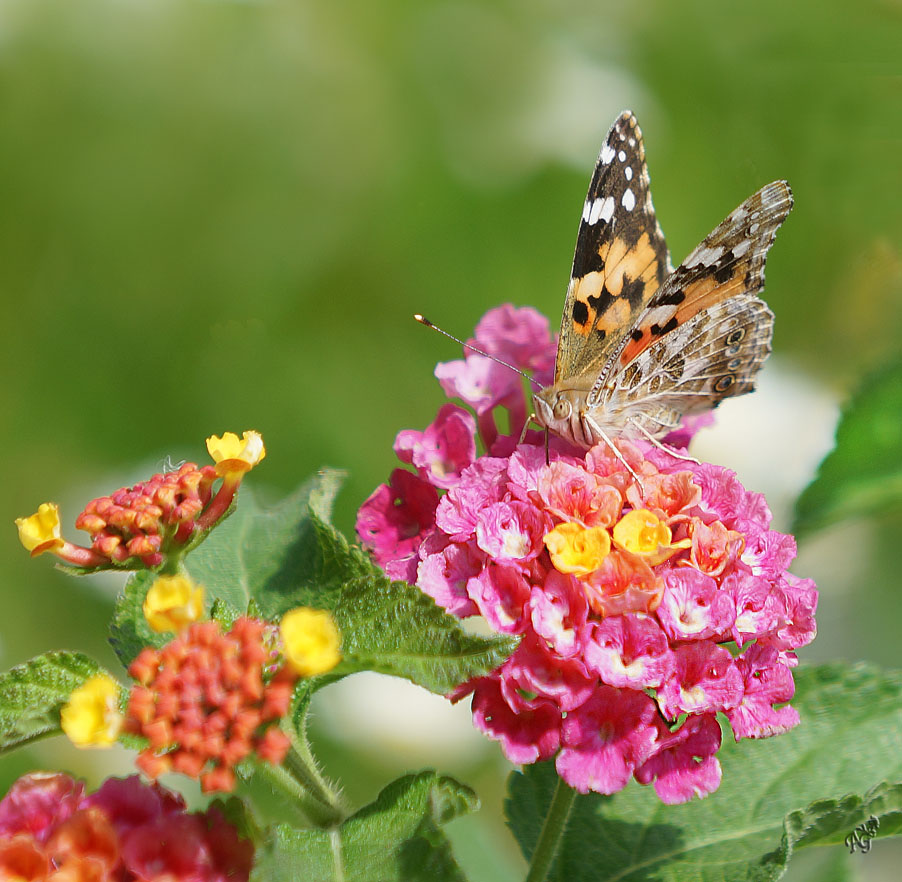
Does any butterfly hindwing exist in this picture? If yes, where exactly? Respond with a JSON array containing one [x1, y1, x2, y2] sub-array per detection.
[[555, 111, 670, 384], [595, 295, 774, 436], [613, 180, 792, 372]]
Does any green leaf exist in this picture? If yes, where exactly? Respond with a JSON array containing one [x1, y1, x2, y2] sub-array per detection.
[[794, 361, 902, 535], [0, 651, 110, 752], [325, 525, 519, 694], [184, 468, 345, 612], [251, 771, 478, 882], [506, 663, 902, 882], [110, 471, 518, 693]]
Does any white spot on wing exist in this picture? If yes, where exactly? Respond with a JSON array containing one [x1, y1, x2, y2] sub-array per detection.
[[685, 244, 725, 268], [601, 143, 615, 164], [618, 150, 626, 162], [732, 238, 752, 258], [585, 196, 616, 225], [625, 166, 633, 181], [621, 188, 636, 211]]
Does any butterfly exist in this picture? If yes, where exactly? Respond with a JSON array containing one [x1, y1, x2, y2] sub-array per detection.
[[532, 111, 792, 454]]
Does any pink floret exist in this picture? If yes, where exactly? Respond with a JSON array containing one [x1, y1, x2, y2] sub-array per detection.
[[556, 686, 660, 795], [635, 713, 723, 804], [726, 644, 801, 739], [394, 403, 477, 489]]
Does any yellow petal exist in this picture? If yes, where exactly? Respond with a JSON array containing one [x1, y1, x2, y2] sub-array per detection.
[[61, 674, 123, 748], [280, 607, 342, 677], [143, 574, 205, 633], [544, 522, 611, 577], [14, 502, 64, 556], [206, 430, 266, 476]]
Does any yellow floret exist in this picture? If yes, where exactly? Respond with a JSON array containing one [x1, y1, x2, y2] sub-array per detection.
[[206, 430, 266, 476], [143, 574, 205, 633], [61, 674, 123, 748], [612, 509, 690, 565], [14, 502, 64, 556], [544, 522, 611, 577], [280, 607, 342, 677]]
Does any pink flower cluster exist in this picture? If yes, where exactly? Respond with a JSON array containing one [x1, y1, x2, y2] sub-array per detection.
[[357, 305, 817, 803], [0, 772, 253, 880]]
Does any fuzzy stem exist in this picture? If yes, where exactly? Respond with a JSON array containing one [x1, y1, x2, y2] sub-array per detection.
[[524, 775, 577, 882], [249, 758, 332, 828], [280, 716, 345, 827]]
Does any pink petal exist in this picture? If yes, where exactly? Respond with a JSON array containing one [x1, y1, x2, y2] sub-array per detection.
[[583, 614, 674, 689], [658, 568, 736, 642], [556, 686, 660, 795]]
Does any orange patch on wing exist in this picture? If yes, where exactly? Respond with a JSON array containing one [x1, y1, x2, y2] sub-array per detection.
[[672, 269, 744, 324], [594, 297, 633, 334], [599, 232, 658, 298], [619, 265, 748, 365], [571, 232, 662, 341], [619, 328, 652, 364]]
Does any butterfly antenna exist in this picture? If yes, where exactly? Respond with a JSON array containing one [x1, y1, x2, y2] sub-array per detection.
[[414, 315, 543, 389]]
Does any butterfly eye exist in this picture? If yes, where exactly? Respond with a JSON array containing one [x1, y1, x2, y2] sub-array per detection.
[[553, 398, 572, 420]]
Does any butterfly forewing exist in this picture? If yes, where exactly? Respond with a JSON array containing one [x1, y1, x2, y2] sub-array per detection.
[[611, 180, 792, 375], [555, 111, 670, 384]]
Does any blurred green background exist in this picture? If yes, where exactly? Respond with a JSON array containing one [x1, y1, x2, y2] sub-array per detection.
[[1, 0, 900, 878]]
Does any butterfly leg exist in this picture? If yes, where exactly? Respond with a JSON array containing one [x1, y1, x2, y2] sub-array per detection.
[[518, 413, 551, 464], [584, 414, 645, 493], [517, 415, 534, 447], [629, 419, 701, 465]]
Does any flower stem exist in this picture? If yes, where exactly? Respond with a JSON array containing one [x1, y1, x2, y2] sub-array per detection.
[[280, 715, 345, 827], [524, 775, 577, 882]]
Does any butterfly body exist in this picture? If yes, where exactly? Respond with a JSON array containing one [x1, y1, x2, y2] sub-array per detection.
[[533, 111, 791, 450]]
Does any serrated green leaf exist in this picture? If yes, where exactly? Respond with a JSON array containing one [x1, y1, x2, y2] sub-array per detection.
[[794, 361, 902, 535], [184, 469, 345, 611], [334, 575, 518, 694], [110, 471, 518, 692], [251, 771, 478, 882], [318, 517, 519, 693], [506, 663, 902, 882], [0, 651, 110, 752]]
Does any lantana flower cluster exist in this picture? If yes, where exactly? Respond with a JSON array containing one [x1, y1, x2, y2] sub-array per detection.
[[126, 615, 298, 793], [357, 305, 817, 803], [0, 772, 253, 881], [59, 587, 342, 794], [15, 431, 266, 571]]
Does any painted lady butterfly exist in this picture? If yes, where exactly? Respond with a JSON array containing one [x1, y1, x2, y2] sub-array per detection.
[[533, 111, 792, 454]]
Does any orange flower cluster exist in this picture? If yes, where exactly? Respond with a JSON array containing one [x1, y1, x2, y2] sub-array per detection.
[[75, 463, 218, 568], [16, 431, 266, 572], [126, 617, 296, 793]]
